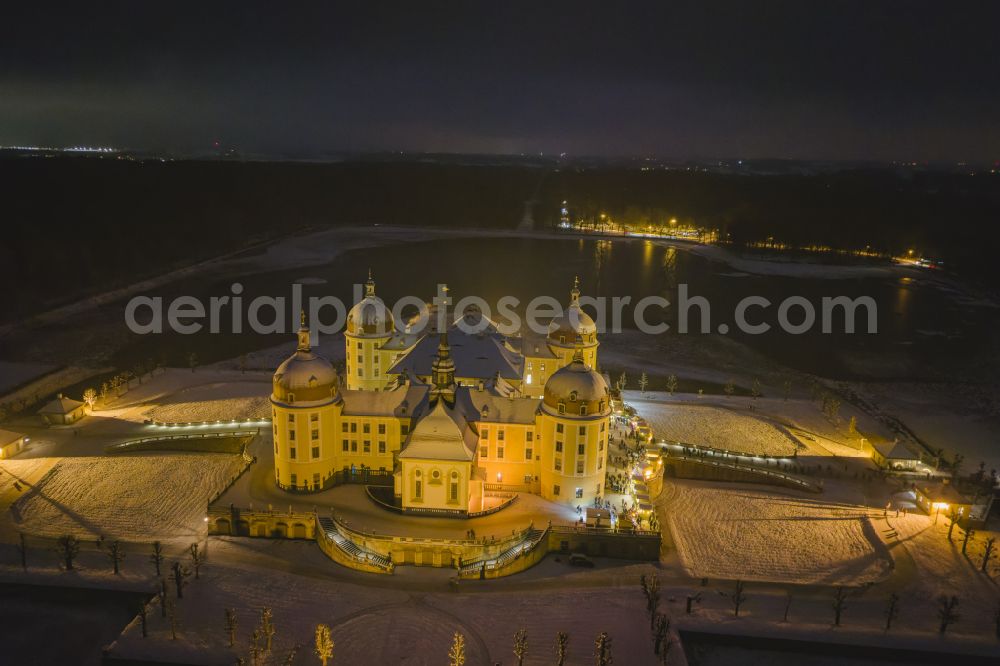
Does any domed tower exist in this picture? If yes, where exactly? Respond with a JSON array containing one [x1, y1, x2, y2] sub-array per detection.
[[272, 312, 343, 491], [537, 351, 611, 504], [345, 271, 395, 391], [547, 277, 599, 370]]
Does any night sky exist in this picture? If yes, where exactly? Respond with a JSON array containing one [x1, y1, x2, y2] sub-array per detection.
[[2, 2, 998, 161]]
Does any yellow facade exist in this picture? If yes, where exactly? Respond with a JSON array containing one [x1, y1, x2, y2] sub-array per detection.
[[399, 460, 472, 513], [344, 331, 393, 391], [536, 411, 609, 504], [476, 422, 538, 488]]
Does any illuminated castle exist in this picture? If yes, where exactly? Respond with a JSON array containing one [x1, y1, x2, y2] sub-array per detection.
[[270, 276, 610, 515]]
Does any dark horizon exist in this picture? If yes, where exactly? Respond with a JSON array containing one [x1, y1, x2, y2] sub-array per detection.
[[2, 2, 999, 162]]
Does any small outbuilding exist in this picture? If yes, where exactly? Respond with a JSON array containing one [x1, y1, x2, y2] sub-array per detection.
[[0, 429, 27, 459], [37, 393, 87, 426], [914, 480, 993, 527], [872, 440, 922, 471]]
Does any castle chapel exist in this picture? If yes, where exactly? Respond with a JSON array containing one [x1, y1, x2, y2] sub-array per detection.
[[271, 275, 611, 515]]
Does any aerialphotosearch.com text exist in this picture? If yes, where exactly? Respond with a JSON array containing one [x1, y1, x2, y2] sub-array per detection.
[[124, 283, 878, 340]]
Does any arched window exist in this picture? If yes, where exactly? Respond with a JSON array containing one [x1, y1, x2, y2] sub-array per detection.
[[558, 402, 566, 415]]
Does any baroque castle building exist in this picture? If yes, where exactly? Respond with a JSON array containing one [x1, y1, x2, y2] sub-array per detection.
[[271, 275, 611, 515]]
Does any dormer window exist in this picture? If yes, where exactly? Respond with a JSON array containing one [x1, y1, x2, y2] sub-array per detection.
[[569, 390, 578, 401], [558, 402, 566, 415], [580, 405, 587, 416]]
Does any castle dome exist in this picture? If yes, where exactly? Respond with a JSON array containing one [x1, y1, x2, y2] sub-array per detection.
[[542, 353, 610, 416], [346, 271, 394, 336], [547, 277, 597, 347], [272, 314, 341, 405]]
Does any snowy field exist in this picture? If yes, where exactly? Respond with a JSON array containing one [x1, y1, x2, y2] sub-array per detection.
[[0, 458, 53, 495], [13, 453, 245, 541], [629, 399, 798, 456], [661, 481, 891, 585], [143, 381, 270, 423]]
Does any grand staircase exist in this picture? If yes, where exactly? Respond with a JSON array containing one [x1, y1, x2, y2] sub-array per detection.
[[317, 516, 393, 572], [459, 526, 548, 577]]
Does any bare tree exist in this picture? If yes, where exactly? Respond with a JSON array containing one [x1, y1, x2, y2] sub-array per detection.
[[448, 632, 466, 666], [188, 352, 198, 373], [652, 613, 670, 656], [261, 607, 276, 653], [83, 388, 97, 409], [640, 573, 661, 629], [982, 537, 996, 573], [167, 600, 178, 640], [225, 608, 238, 647], [937, 595, 960, 634], [831, 587, 848, 626], [639, 372, 649, 394], [138, 602, 148, 638], [158, 578, 168, 618], [239, 354, 248, 375], [723, 380, 735, 397], [555, 631, 569, 666], [107, 540, 126, 575], [594, 632, 613, 666], [961, 524, 975, 556], [884, 592, 899, 631], [249, 628, 264, 666], [16, 532, 27, 571], [150, 541, 165, 576], [947, 510, 959, 541], [665, 374, 678, 396], [314, 624, 334, 666], [171, 561, 191, 599], [189, 543, 204, 579], [56, 534, 80, 571], [750, 378, 761, 401], [513, 628, 528, 666], [731, 580, 747, 617]]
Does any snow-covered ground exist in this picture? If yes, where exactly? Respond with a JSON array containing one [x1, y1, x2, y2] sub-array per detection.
[[629, 399, 798, 457], [92, 368, 272, 423], [660, 480, 891, 585], [105, 538, 661, 666], [0, 458, 53, 496], [13, 453, 245, 541], [143, 381, 271, 423]]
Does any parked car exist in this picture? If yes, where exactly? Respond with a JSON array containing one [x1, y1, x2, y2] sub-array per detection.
[[568, 553, 594, 568]]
